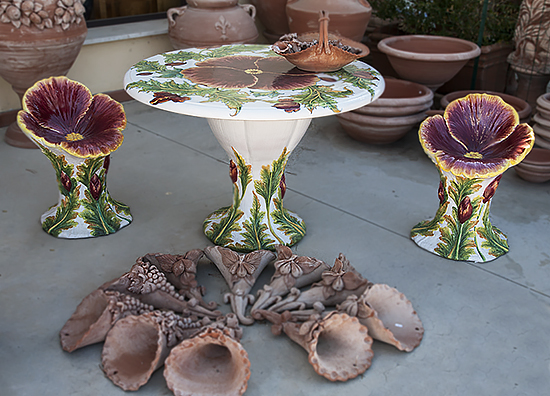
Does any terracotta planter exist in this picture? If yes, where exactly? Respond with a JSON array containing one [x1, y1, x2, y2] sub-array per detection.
[[377, 35, 481, 91], [0, 0, 88, 149], [440, 42, 514, 94], [250, 0, 289, 43], [167, 0, 259, 49], [336, 110, 427, 145], [286, 0, 372, 42], [441, 90, 532, 124], [514, 147, 550, 183]]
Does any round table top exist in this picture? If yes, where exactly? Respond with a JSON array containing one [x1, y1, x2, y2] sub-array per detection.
[[124, 44, 385, 121]]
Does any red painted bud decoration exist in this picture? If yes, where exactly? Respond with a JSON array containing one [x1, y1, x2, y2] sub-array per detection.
[[60, 172, 72, 193], [483, 175, 502, 203], [90, 174, 102, 201], [438, 180, 445, 205], [458, 196, 473, 224], [103, 155, 111, 174], [280, 173, 287, 199], [229, 160, 238, 184]]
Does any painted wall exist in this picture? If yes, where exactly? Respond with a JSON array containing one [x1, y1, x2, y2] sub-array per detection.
[[0, 33, 174, 113]]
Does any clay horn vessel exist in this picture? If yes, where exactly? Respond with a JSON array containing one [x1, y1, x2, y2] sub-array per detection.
[[103, 256, 221, 319], [164, 326, 251, 396], [338, 284, 424, 352], [59, 289, 154, 352], [251, 245, 329, 317], [272, 10, 369, 72], [140, 250, 218, 310], [204, 246, 275, 325], [264, 311, 373, 381], [101, 310, 208, 391], [267, 253, 371, 313]]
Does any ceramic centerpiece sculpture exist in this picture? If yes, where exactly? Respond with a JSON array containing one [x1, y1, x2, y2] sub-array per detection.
[[411, 93, 534, 262], [0, 0, 87, 148], [17, 76, 132, 238]]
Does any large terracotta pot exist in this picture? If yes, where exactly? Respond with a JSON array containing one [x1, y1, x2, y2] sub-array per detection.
[[167, 0, 259, 49], [0, 0, 88, 148], [377, 35, 481, 92], [285, 0, 372, 42], [250, 0, 290, 43]]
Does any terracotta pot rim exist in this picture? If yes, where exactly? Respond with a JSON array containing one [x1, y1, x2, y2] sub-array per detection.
[[536, 93, 550, 111], [370, 78, 433, 106], [440, 90, 532, 119], [520, 147, 550, 166], [534, 123, 550, 140], [355, 101, 431, 116], [338, 109, 427, 126], [514, 166, 550, 182], [534, 113, 550, 128], [378, 35, 481, 62], [537, 107, 550, 119]]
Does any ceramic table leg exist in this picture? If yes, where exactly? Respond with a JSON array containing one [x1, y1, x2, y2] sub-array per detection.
[[204, 118, 310, 252]]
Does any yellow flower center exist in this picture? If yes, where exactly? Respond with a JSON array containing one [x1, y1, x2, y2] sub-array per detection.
[[464, 151, 483, 159], [244, 69, 263, 75], [65, 132, 84, 142]]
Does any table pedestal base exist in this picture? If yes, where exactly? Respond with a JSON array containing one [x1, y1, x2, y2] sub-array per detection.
[[203, 118, 310, 252]]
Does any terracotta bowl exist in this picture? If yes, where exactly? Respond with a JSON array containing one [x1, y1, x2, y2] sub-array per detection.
[[536, 92, 550, 112], [354, 79, 434, 116], [273, 32, 370, 72], [533, 127, 550, 150], [533, 123, 550, 140], [537, 106, 550, 120], [377, 35, 480, 91], [336, 110, 427, 144], [521, 147, 550, 166], [533, 113, 550, 129], [514, 166, 550, 183], [440, 90, 532, 124]]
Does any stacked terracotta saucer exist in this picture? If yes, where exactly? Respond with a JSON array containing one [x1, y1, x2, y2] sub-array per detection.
[[336, 78, 433, 144], [514, 147, 550, 183], [533, 93, 550, 149]]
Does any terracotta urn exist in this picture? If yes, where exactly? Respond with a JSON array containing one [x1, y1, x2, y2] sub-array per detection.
[[167, 0, 259, 49], [285, 0, 372, 42], [378, 35, 481, 91], [250, 0, 290, 43], [0, 0, 88, 148]]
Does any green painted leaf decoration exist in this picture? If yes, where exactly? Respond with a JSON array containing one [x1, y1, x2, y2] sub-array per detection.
[[42, 190, 80, 237], [204, 45, 268, 58], [448, 177, 482, 207], [163, 51, 208, 64], [477, 205, 509, 257], [41, 146, 77, 198], [410, 201, 449, 238], [272, 196, 306, 243], [77, 158, 121, 236], [292, 85, 353, 113], [435, 213, 477, 260], [232, 148, 252, 200], [239, 192, 275, 252], [333, 65, 381, 96], [204, 206, 244, 247], [201, 89, 256, 116]]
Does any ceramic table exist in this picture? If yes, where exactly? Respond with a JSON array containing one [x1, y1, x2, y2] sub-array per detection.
[[124, 44, 384, 252]]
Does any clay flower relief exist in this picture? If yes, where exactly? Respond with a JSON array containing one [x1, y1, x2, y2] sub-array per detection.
[[419, 93, 534, 178], [180, 55, 319, 91], [18, 76, 126, 157]]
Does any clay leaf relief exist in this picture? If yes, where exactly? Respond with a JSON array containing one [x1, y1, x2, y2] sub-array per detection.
[[126, 46, 381, 116]]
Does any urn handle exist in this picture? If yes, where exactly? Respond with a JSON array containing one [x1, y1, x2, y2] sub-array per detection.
[[239, 4, 256, 20], [167, 6, 187, 27]]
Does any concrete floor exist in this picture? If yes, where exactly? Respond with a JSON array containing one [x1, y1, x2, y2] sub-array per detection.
[[1, 100, 549, 396]]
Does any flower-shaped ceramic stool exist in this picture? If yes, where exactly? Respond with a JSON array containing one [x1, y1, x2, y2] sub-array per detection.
[[18, 77, 132, 239], [124, 44, 384, 252], [411, 94, 534, 262]]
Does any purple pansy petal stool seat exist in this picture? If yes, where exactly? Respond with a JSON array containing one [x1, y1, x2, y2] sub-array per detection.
[[411, 94, 534, 262]]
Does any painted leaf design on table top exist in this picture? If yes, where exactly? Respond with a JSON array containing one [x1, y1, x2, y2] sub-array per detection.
[[133, 60, 183, 79], [291, 85, 353, 113], [333, 65, 380, 96]]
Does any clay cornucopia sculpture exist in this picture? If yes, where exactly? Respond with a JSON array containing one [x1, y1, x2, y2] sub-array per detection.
[[204, 246, 275, 325], [337, 284, 424, 352], [101, 310, 211, 391], [265, 253, 371, 313], [251, 245, 329, 318], [261, 310, 373, 381], [61, 246, 423, 393], [164, 314, 251, 396]]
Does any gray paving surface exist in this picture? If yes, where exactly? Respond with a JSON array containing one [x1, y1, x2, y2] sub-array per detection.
[[1, 100, 549, 395]]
